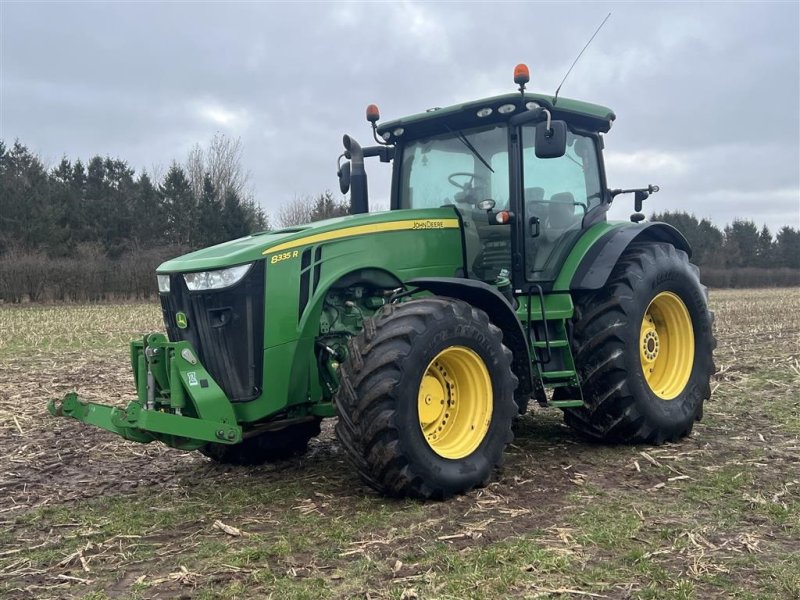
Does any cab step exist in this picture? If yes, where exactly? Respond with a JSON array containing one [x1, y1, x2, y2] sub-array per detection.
[[532, 340, 569, 349], [540, 370, 577, 380], [545, 381, 577, 388], [547, 399, 584, 408]]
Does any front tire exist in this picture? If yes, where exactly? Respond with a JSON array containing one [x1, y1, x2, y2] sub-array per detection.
[[200, 419, 322, 466], [564, 242, 715, 444], [334, 298, 518, 499]]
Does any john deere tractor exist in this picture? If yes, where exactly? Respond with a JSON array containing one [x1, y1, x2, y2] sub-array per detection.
[[49, 65, 715, 499]]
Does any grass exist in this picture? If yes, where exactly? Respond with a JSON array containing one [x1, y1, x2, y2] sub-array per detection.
[[0, 288, 798, 599], [0, 303, 162, 357]]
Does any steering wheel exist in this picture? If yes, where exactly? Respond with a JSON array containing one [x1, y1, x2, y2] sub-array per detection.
[[447, 172, 487, 192]]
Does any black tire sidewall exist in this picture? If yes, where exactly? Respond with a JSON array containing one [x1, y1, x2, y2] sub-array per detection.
[[619, 249, 713, 432], [200, 418, 321, 465], [391, 309, 516, 494]]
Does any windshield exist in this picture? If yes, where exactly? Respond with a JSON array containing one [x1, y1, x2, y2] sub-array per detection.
[[399, 124, 509, 210]]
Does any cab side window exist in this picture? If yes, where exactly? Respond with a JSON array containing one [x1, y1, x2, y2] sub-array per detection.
[[523, 131, 602, 214]]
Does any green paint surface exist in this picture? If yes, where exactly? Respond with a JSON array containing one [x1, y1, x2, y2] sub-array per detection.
[[156, 208, 462, 273]]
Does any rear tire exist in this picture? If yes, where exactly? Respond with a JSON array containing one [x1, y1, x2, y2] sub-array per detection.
[[334, 297, 517, 499], [564, 242, 715, 444], [199, 419, 322, 466]]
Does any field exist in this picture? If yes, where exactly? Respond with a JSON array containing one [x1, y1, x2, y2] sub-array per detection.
[[0, 289, 798, 600]]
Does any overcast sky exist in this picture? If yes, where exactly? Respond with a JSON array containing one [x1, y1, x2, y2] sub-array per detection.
[[2, 1, 798, 232]]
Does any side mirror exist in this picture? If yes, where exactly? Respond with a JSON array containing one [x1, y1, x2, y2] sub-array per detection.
[[337, 161, 351, 194], [535, 120, 567, 159], [634, 190, 649, 212]]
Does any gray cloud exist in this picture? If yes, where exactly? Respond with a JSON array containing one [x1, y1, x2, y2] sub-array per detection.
[[2, 1, 798, 233]]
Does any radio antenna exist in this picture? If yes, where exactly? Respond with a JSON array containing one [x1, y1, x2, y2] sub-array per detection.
[[553, 12, 611, 105]]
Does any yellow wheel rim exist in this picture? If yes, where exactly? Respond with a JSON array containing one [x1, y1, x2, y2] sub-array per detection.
[[417, 346, 493, 459], [640, 292, 695, 400]]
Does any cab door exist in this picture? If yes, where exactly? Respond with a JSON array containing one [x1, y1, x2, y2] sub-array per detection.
[[519, 126, 604, 283]]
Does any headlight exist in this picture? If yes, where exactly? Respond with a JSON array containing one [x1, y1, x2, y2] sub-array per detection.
[[183, 263, 253, 291], [157, 274, 171, 293]]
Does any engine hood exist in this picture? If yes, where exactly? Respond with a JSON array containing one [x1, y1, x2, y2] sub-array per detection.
[[157, 207, 460, 273]]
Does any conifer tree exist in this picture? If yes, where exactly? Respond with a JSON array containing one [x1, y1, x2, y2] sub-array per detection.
[[755, 225, 774, 268], [776, 226, 800, 269], [723, 220, 761, 268], [196, 174, 225, 246], [160, 163, 195, 247]]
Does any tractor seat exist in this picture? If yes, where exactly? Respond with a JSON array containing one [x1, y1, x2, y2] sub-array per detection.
[[529, 192, 582, 273], [544, 192, 581, 238]]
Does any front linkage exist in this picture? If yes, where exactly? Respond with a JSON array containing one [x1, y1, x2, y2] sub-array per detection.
[[47, 333, 241, 450]]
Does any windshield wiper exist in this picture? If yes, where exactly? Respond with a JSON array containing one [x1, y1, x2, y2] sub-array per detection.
[[444, 125, 494, 173]]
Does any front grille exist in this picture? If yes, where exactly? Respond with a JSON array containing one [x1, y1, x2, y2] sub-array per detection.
[[160, 261, 265, 402]]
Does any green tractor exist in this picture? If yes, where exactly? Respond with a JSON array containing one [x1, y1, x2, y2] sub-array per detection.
[[49, 65, 715, 499]]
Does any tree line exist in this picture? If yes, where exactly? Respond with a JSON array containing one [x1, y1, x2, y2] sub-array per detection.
[[0, 135, 797, 301], [651, 212, 799, 288], [651, 211, 799, 270], [0, 136, 267, 257], [0, 135, 352, 301]]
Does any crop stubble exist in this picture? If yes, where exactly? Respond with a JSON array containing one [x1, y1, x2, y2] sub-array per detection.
[[0, 289, 797, 599]]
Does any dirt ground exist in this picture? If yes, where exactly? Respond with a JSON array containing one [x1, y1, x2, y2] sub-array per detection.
[[0, 289, 798, 599]]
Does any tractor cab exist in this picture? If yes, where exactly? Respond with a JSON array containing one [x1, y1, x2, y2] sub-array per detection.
[[340, 64, 615, 291], [388, 109, 607, 287]]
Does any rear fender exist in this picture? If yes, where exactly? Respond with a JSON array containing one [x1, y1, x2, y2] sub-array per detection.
[[406, 277, 532, 400], [568, 222, 691, 291]]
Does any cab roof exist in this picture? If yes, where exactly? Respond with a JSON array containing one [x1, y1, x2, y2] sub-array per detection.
[[377, 92, 615, 141]]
